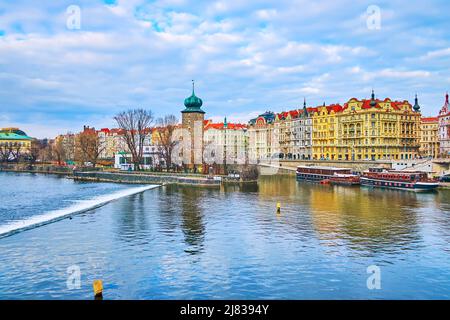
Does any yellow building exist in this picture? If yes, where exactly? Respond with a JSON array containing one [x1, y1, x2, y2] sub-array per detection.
[[0, 128, 33, 160], [336, 92, 421, 161], [419, 117, 439, 158], [312, 103, 342, 160], [312, 92, 421, 161]]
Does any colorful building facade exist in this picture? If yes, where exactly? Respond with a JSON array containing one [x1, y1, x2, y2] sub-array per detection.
[[248, 111, 276, 161], [251, 92, 422, 162], [420, 117, 440, 158], [0, 128, 33, 159], [334, 92, 421, 161], [312, 103, 342, 160]]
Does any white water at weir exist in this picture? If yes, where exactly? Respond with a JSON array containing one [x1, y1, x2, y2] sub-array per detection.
[[0, 185, 159, 238]]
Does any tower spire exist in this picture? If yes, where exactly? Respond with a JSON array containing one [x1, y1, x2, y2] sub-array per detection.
[[302, 97, 308, 117], [413, 93, 421, 112], [192, 79, 195, 94], [370, 89, 376, 107]]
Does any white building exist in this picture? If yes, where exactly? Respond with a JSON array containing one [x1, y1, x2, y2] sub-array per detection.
[[203, 118, 248, 165], [114, 145, 161, 170], [292, 102, 313, 160], [438, 93, 450, 157]]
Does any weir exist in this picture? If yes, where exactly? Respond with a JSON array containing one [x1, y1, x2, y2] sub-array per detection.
[[0, 185, 159, 239]]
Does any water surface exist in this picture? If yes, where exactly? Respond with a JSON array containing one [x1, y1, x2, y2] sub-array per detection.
[[0, 172, 449, 299]]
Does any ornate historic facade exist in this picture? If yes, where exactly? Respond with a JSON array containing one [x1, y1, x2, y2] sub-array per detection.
[[248, 111, 276, 161], [291, 101, 313, 160], [334, 92, 421, 161], [438, 93, 450, 157], [312, 103, 342, 160]]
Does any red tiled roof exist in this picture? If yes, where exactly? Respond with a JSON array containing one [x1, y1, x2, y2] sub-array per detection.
[[289, 110, 299, 117], [356, 99, 405, 110], [421, 117, 438, 123], [326, 104, 343, 113], [204, 122, 247, 130]]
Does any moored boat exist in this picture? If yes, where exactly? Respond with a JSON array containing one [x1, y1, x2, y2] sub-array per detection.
[[296, 166, 352, 182], [329, 173, 360, 186], [361, 169, 439, 191]]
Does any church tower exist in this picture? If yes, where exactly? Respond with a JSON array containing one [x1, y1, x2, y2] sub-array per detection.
[[181, 80, 205, 168]]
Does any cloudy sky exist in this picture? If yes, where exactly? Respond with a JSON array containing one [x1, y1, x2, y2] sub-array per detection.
[[0, 0, 449, 138]]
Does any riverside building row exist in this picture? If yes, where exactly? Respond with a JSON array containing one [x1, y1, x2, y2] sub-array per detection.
[[48, 91, 450, 167], [248, 92, 450, 161]]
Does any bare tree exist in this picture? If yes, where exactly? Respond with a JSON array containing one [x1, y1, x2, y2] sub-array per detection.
[[0, 143, 12, 163], [40, 142, 53, 163], [52, 138, 66, 166], [10, 143, 21, 163], [28, 139, 44, 164], [156, 115, 179, 171], [114, 109, 154, 170], [75, 131, 105, 167]]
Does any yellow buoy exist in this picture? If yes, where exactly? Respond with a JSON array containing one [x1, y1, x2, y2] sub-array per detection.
[[93, 280, 103, 298], [276, 202, 281, 214]]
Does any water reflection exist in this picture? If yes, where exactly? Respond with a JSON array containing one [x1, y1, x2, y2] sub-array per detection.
[[114, 193, 151, 243], [221, 183, 259, 193], [257, 175, 423, 255], [178, 187, 206, 255], [2, 173, 450, 299]]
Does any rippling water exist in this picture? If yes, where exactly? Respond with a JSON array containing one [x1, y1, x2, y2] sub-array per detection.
[[0, 172, 450, 299]]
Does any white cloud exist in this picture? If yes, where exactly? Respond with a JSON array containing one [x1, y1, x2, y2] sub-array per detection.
[[0, 0, 449, 138], [419, 47, 450, 60]]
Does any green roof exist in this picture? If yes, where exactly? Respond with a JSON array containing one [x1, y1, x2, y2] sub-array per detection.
[[182, 80, 205, 114], [0, 132, 33, 141]]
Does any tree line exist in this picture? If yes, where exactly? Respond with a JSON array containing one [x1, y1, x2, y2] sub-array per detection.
[[1, 108, 179, 172]]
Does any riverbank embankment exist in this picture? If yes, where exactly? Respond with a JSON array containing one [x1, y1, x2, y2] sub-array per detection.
[[72, 171, 221, 187]]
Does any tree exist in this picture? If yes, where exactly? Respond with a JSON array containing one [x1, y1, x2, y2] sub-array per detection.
[[52, 138, 66, 166], [75, 131, 105, 167], [0, 143, 13, 163], [114, 109, 154, 170], [156, 115, 179, 171], [10, 143, 21, 162], [28, 139, 44, 164]]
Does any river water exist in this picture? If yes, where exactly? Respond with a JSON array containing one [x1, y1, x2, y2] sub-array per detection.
[[0, 171, 449, 299]]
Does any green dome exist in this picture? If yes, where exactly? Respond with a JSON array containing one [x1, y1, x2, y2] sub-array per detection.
[[182, 81, 205, 113], [184, 92, 203, 109]]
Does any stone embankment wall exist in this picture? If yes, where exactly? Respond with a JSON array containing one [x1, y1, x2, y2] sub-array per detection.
[[0, 164, 74, 175], [73, 171, 221, 187]]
